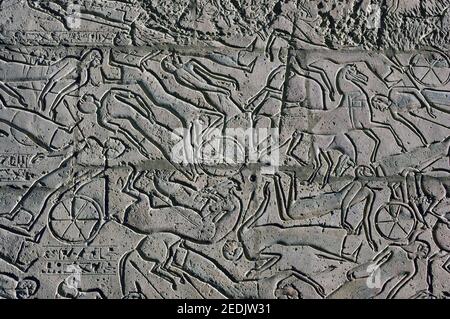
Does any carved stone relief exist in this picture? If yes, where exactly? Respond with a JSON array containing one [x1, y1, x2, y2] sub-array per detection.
[[0, 0, 449, 299]]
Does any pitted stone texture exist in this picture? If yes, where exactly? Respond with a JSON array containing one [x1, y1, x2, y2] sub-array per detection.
[[0, 0, 449, 300], [382, 0, 450, 50]]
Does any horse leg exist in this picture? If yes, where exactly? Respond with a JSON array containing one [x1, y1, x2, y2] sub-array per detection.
[[137, 235, 184, 289], [322, 151, 333, 188], [390, 111, 428, 146], [50, 82, 78, 118], [162, 240, 187, 286], [246, 252, 282, 279], [330, 133, 357, 165], [363, 129, 381, 162], [309, 65, 336, 101], [362, 189, 377, 251], [333, 154, 354, 177], [372, 121, 407, 152], [286, 132, 307, 166], [308, 151, 322, 184]]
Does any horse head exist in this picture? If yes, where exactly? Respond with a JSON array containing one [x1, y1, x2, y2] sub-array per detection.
[[337, 64, 368, 95]]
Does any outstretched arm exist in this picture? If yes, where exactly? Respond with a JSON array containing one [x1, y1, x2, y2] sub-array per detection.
[[240, 182, 271, 231], [387, 269, 416, 299], [347, 248, 392, 280], [190, 60, 239, 89], [340, 181, 363, 231], [391, 87, 436, 118], [389, 108, 428, 146], [265, 29, 291, 61], [39, 62, 77, 111]]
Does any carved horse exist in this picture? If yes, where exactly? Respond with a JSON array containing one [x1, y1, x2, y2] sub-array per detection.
[[121, 168, 242, 288], [283, 64, 410, 184]]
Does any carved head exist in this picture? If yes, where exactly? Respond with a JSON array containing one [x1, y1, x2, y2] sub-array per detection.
[[83, 49, 103, 67], [161, 53, 183, 73], [343, 64, 368, 86], [222, 239, 244, 261], [16, 277, 39, 299], [278, 48, 289, 64], [204, 179, 239, 197], [415, 240, 431, 259], [371, 94, 390, 112], [275, 283, 301, 299], [355, 165, 376, 178], [78, 94, 99, 114], [114, 32, 133, 46], [403, 240, 431, 260], [123, 292, 146, 299]]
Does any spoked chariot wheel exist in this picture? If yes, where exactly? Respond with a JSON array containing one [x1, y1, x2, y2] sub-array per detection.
[[375, 202, 416, 241], [49, 195, 103, 244], [410, 51, 450, 87]]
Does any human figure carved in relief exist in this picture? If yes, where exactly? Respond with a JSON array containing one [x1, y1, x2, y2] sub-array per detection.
[[329, 239, 431, 299], [97, 88, 186, 166], [237, 181, 353, 291], [0, 273, 39, 299], [0, 48, 103, 118], [270, 167, 379, 251], [203, 39, 258, 73], [0, 102, 74, 152], [166, 243, 328, 298], [372, 85, 450, 135], [122, 169, 242, 244], [27, 0, 144, 31], [282, 63, 409, 172], [246, 48, 287, 130], [38, 49, 103, 118], [119, 168, 242, 288], [120, 237, 327, 298], [160, 53, 242, 123], [0, 95, 112, 271]]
